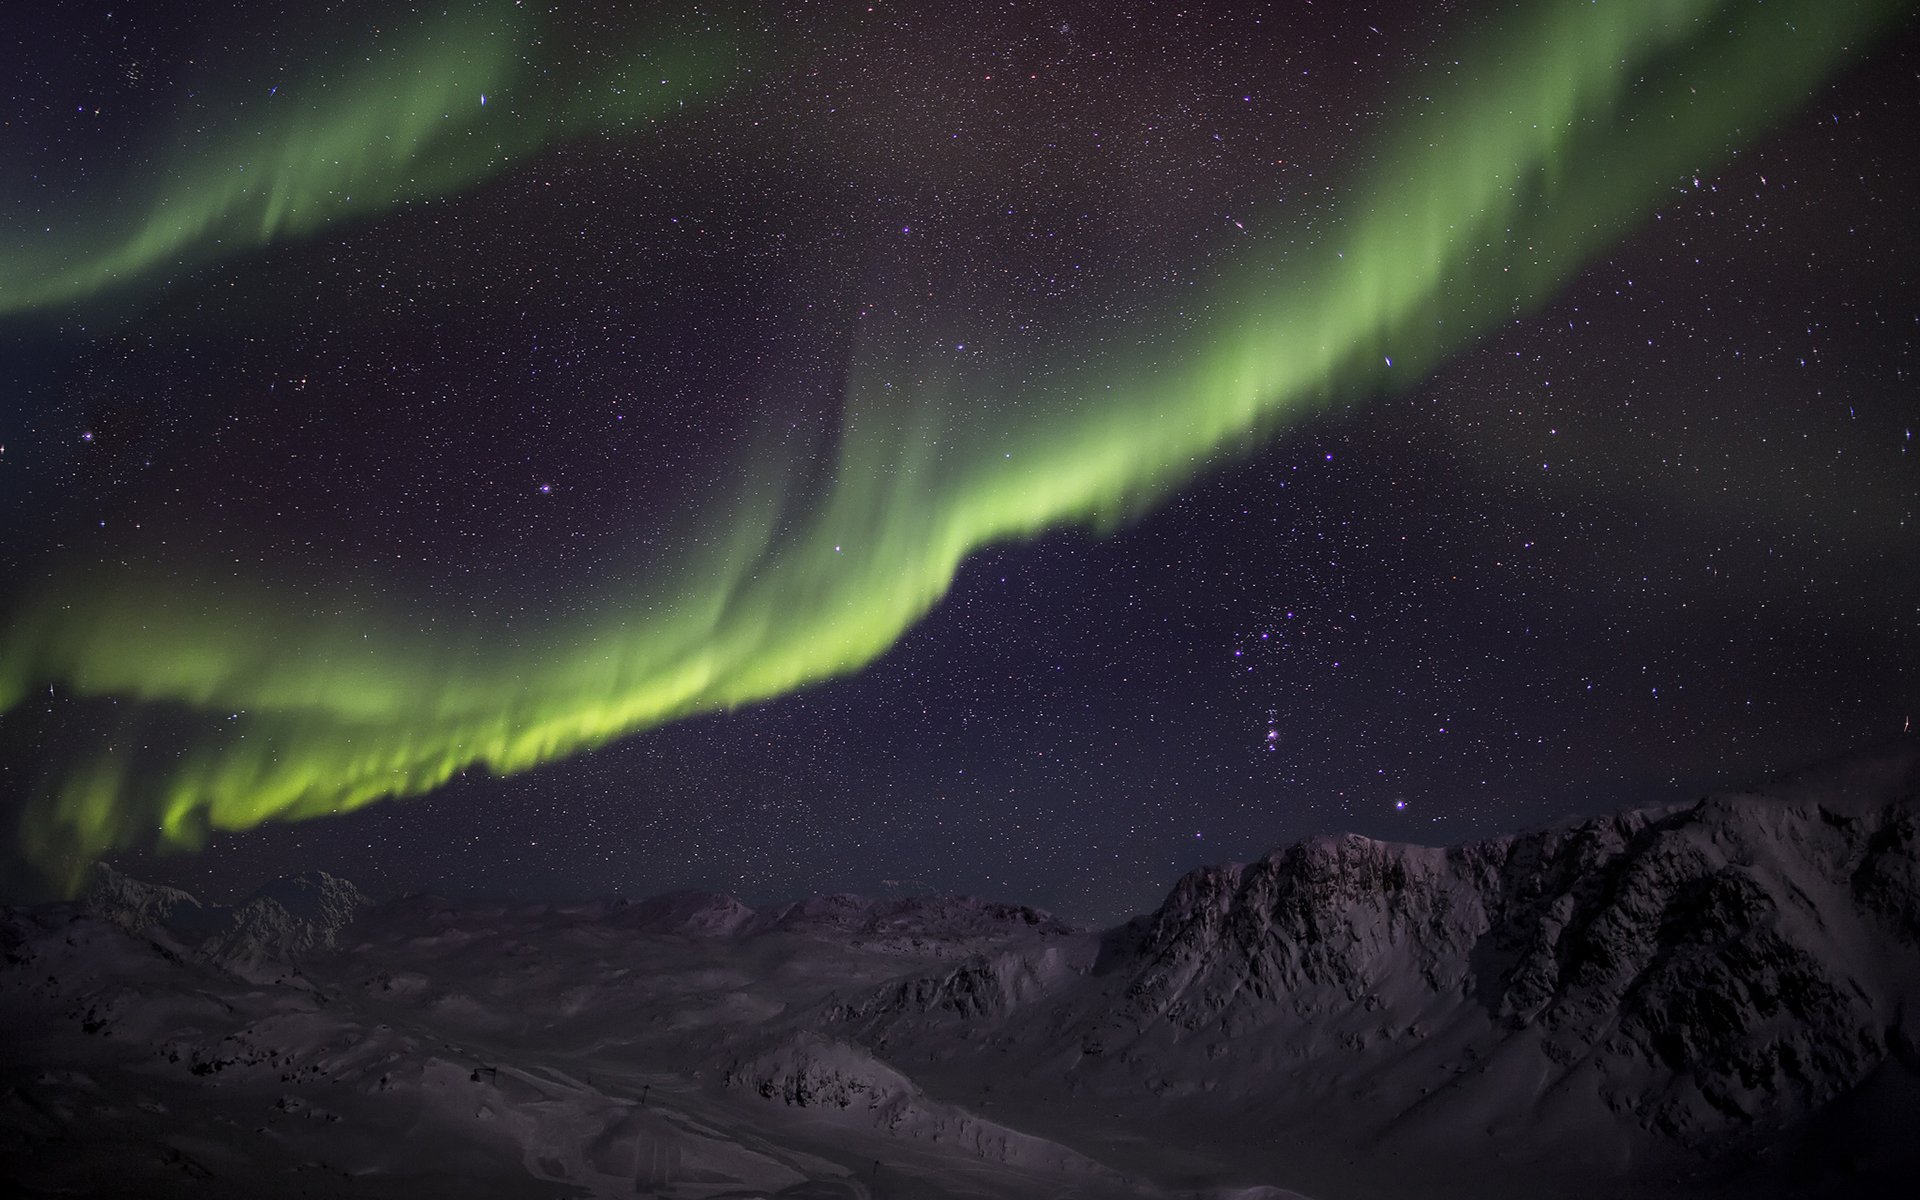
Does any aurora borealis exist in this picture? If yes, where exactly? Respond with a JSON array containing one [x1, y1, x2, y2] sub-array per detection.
[[1, 6, 749, 315], [3, 0, 1916, 912]]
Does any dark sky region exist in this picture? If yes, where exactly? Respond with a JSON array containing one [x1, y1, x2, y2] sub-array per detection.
[[1, 0, 1915, 923]]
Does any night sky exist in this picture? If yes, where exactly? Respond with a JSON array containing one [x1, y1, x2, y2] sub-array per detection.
[[2, 0, 1915, 923]]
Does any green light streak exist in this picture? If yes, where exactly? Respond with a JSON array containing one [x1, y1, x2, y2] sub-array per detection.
[[6, 0, 1908, 886], [0, 6, 746, 314]]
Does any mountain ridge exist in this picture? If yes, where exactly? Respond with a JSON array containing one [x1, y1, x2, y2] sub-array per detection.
[[5, 737, 1916, 1198]]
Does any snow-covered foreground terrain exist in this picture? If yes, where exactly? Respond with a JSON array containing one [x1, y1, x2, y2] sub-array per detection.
[[5, 741, 1918, 1199]]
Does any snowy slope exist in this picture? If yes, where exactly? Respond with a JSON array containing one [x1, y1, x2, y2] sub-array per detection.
[[833, 740, 1920, 1197], [3, 739, 1916, 1198]]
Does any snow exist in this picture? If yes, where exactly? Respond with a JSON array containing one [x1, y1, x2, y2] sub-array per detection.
[[3, 739, 1918, 1198]]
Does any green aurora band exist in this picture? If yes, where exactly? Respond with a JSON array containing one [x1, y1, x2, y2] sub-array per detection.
[[5, 0, 1910, 886], [0, 6, 747, 315]]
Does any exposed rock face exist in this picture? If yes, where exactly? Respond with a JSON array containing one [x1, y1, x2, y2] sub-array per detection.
[[726, 1031, 918, 1111], [827, 945, 1078, 1037], [82, 864, 370, 974], [1854, 806, 1920, 942], [1475, 801, 1885, 1140], [1053, 741, 1920, 1148], [211, 871, 372, 962], [8, 742, 1917, 1199], [83, 863, 219, 937], [1123, 835, 1490, 1025]]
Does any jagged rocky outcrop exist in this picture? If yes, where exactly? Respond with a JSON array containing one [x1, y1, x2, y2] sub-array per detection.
[[1009, 741, 1920, 1149], [83, 863, 226, 939], [1122, 835, 1491, 1024], [215, 871, 372, 958], [821, 943, 1085, 1059], [726, 1031, 919, 1112], [82, 864, 371, 975], [7, 741, 1917, 1199], [772, 743, 1920, 1176]]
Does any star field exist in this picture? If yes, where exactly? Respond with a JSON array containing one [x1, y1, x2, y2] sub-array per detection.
[[1, 0, 1915, 922]]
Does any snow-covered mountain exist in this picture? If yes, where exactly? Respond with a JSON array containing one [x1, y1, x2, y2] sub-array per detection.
[[83, 863, 371, 982], [3, 740, 1916, 1198]]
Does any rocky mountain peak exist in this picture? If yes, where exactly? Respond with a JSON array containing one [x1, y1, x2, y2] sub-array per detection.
[[1103, 740, 1920, 1144]]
